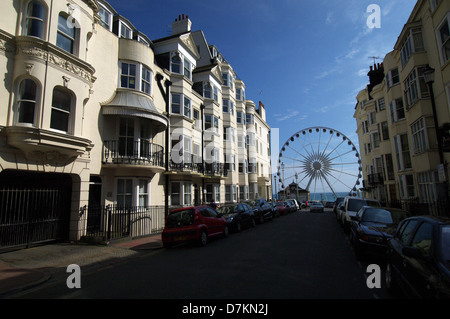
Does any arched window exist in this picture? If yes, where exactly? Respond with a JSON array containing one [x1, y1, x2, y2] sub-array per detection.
[[50, 87, 73, 133], [56, 13, 77, 54], [17, 79, 38, 125], [25, 0, 47, 39]]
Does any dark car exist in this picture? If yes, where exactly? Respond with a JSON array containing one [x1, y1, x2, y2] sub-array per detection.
[[333, 197, 344, 218], [385, 215, 450, 299], [285, 201, 295, 213], [217, 203, 256, 232], [350, 206, 409, 260], [276, 201, 289, 215], [162, 206, 228, 248], [268, 201, 280, 218], [242, 199, 273, 223]]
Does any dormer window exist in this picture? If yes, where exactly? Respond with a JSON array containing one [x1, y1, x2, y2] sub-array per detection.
[[171, 53, 182, 74], [183, 58, 191, 79], [222, 72, 234, 90], [400, 28, 424, 68], [119, 21, 132, 39], [98, 4, 113, 31], [170, 52, 193, 80]]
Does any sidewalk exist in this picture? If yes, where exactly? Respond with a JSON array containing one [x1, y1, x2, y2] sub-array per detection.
[[0, 234, 163, 298]]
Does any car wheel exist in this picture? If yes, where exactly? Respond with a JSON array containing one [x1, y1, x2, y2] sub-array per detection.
[[199, 230, 208, 247], [236, 222, 241, 232], [223, 226, 229, 238], [251, 218, 256, 228]]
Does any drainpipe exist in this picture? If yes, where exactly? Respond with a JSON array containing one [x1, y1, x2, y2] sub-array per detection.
[[200, 103, 205, 203], [156, 73, 172, 217]]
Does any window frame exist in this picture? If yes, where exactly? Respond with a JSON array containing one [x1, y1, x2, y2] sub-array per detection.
[[16, 78, 39, 126], [435, 12, 450, 65], [24, 0, 47, 39], [50, 86, 74, 134], [56, 13, 78, 55]]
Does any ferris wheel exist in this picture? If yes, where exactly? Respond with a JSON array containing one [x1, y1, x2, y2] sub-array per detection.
[[277, 127, 362, 201]]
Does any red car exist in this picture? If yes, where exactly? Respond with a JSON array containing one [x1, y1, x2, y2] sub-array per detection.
[[276, 202, 289, 215], [162, 206, 229, 248]]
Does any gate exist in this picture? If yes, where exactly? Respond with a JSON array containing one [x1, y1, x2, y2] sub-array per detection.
[[0, 173, 72, 251]]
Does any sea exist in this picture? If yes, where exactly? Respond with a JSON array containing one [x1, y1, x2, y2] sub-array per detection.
[[308, 192, 361, 202]]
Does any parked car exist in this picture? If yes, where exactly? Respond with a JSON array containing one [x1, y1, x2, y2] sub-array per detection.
[[276, 201, 289, 215], [350, 206, 409, 260], [284, 201, 295, 213], [333, 197, 345, 219], [385, 215, 450, 299], [310, 201, 324, 213], [162, 206, 228, 248], [339, 197, 381, 232], [217, 203, 256, 232], [288, 199, 300, 212], [301, 201, 309, 209], [242, 199, 273, 223], [269, 201, 280, 218]]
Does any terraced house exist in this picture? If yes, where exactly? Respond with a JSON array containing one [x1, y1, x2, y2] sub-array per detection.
[[354, 0, 450, 214], [0, 0, 272, 251]]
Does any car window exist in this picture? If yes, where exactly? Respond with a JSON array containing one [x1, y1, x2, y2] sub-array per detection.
[[207, 207, 218, 217], [200, 208, 214, 217], [166, 209, 194, 228], [411, 222, 433, 255], [399, 219, 419, 245], [362, 208, 393, 224]]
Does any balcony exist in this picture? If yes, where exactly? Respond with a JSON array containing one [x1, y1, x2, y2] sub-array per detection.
[[363, 173, 384, 189], [102, 140, 164, 172], [167, 152, 227, 177]]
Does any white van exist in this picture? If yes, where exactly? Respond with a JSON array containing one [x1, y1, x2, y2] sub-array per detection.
[[339, 196, 381, 231]]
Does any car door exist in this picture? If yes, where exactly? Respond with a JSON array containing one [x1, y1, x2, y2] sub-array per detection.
[[402, 221, 435, 298], [206, 207, 223, 235], [389, 219, 420, 285], [237, 204, 248, 226]]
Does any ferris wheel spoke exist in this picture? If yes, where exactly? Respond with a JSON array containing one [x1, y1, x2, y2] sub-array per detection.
[[320, 171, 338, 198], [329, 150, 355, 162], [328, 167, 360, 178]]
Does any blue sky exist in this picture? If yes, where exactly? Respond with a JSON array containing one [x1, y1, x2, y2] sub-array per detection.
[[105, 0, 416, 144], [105, 0, 417, 193]]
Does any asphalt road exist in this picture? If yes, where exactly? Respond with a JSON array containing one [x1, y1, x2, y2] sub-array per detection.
[[12, 209, 393, 300]]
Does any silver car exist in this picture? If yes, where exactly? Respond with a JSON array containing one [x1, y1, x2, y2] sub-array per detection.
[[310, 201, 324, 213]]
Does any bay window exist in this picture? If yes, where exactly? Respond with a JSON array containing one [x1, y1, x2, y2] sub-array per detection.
[[119, 61, 152, 95], [411, 117, 428, 154], [24, 0, 47, 39], [400, 28, 424, 68], [17, 79, 38, 125], [50, 87, 73, 133], [436, 14, 450, 64], [404, 67, 429, 109]]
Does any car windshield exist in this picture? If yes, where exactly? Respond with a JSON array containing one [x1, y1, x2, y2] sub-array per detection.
[[361, 208, 393, 224], [441, 225, 450, 270], [217, 205, 238, 216], [166, 209, 194, 228], [348, 199, 380, 212]]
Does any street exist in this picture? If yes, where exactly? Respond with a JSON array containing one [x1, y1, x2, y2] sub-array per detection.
[[11, 209, 392, 300]]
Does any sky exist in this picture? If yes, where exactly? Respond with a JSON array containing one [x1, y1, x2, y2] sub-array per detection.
[[104, 0, 418, 193]]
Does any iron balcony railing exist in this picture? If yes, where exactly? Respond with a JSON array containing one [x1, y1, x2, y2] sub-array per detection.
[[103, 140, 164, 167], [169, 152, 228, 177]]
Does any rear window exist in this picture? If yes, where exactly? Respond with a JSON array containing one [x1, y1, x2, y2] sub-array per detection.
[[347, 199, 380, 212], [166, 209, 194, 228]]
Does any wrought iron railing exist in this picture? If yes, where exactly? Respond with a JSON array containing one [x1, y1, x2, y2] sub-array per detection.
[[103, 140, 164, 167]]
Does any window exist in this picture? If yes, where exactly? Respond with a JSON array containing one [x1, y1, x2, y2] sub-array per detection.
[[141, 66, 152, 95], [120, 22, 132, 39], [171, 53, 182, 74], [394, 134, 412, 171], [138, 180, 149, 206], [385, 154, 395, 181], [437, 14, 450, 64], [193, 108, 200, 129], [386, 68, 399, 90], [430, 0, 441, 12], [390, 98, 405, 123], [171, 93, 181, 114], [183, 96, 191, 118], [171, 183, 181, 206], [399, 174, 415, 198], [183, 58, 191, 79], [98, 4, 112, 31], [50, 87, 72, 133], [236, 88, 245, 101], [25, 0, 46, 39], [57, 14, 77, 54], [183, 183, 191, 206], [117, 179, 133, 208], [400, 28, 424, 68], [203, 82, 212, 99], [246, 113, 254, 125], [381, 122, 389, 140], [418, 171, 437, 203], [411, 118, 428, 154], [205, 115, 219, 134], [411, 222, 433, 255], [17, 79, 38, 125], [237, 111, 245, 124], [223, 99, 234, 115], [222, 72, 234, 89], [378, 98, 386, 111], [120, 62, 136, 89], [118, 118, 134, 157], [404, 67, 429, 109]]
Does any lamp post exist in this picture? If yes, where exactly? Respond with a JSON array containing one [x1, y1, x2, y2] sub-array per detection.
[[274, 175, 277, 201], [423, 65, 448, 198], [295, 172, 299, 201]]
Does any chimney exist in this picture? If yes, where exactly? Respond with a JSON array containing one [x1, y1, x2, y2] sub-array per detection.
[[172, 14, 192, 35], [366, 63, 385, 99]]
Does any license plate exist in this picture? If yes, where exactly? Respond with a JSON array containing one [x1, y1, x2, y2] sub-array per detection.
[[174, 235, 187, 241]]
